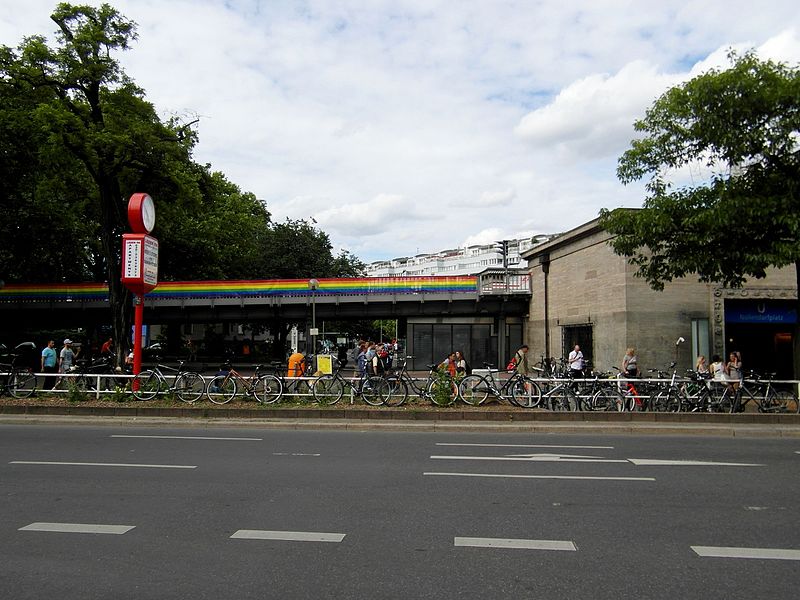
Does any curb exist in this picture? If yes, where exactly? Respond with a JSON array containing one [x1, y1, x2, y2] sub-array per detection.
[[0, 408, 798, 437]]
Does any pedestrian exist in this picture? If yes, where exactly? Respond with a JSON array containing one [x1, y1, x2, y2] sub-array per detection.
[[511, 344, 531, 376], [568, 344, 585, 378], [438, 352, 457, 376], [726, 351, 742, 390], [454, 350, 469, 374], [56, 338, 80, 388], [287, 349, 306, 379], [709, 354, 726, 381], [356, 344, 367, 377], [40, 340, 58, 390], [695, 355, 709, 375], [622, 347, 640, 377], [100, 336, 113, 356]]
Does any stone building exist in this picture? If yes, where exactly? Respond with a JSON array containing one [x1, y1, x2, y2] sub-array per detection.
[[521, 218, 798, 378]]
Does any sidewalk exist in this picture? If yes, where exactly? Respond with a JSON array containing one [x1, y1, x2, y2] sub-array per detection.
[[1, 404, 798, 436]]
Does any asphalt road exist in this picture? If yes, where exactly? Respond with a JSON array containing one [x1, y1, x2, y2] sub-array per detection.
[[1, 424, 798, 599]]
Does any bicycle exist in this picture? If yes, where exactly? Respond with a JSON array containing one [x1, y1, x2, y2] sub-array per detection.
[[206, 363, 282, 405], [311, 359, 390, 406], [457, 362, 541, 407], [380, 356, 459, 407], [0, 361, 37, 398], [733, 371, 799, 414], [61, 355, 119, 393], [577, 368, 624, 411], [131, 360, 205, 403]]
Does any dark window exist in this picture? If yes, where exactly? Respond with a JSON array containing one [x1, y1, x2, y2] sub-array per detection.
[[562, 325, 593, 370]]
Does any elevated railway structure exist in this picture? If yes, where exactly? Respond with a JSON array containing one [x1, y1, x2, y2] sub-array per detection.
[[0, 271, 531, 366]]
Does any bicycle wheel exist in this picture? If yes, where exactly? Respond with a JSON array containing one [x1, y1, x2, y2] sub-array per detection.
[[425, 376, 457, 406], [255, 374, 283, 404], [206, 375, 236, 404], [591, 386, 624, 411], [551, 386, 578, 411], [132, 370, 161, 400], [761, 388, 799, 413], [510, 377, 542, 408], [175, 372, 205, 404], [650, 389, 672, 412], [458, 375, 490, 406], [361, 376, 389, 406], [313, 375, 344, 405], [9, 369, 37, 398], [383, 376, 408, 407]]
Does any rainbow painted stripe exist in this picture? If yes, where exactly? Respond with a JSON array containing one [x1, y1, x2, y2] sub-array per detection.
[[0, 276, 478, 301]]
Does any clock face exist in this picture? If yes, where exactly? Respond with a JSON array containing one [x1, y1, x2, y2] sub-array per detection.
[[128, 193, 156, 234], [142, 195, 155, 232]]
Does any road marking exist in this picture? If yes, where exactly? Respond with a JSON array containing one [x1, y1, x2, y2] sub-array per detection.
[[437, 443, 614, 449], [431, 454, 628, 463], [272, 453, 321, 456], [691, 546, 800, 561], [10, 461, 196, 469], [19, 522, 135, 535], [425, 472, 655, 482], [231, 530, 345, 542], [111, 435, 262, 441], [628, 459, 763, 467], [455, 537, 576, 551]]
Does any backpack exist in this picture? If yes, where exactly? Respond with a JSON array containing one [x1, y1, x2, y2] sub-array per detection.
[[506, 357, 518, 372], [463, 360, 472, 375]]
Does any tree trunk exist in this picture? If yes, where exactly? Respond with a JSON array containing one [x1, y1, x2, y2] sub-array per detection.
[[97, 176, 132, 364]]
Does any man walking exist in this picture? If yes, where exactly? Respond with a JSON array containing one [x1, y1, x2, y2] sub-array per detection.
[[40, 340, 58, 390], [568, 344, 585, 378]]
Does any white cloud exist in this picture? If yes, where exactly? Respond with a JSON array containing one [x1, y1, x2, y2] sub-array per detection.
[[514, 61, 682, 161]]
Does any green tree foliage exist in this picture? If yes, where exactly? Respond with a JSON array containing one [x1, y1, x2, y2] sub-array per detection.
[[599, 52, 800, 291], [0, 3, 365, 356]]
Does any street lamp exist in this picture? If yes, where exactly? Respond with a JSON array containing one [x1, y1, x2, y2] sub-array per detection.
[[308, 278, 319, 355]]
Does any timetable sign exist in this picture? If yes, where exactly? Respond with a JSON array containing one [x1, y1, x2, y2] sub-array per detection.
[[122, 233, 159, 295]]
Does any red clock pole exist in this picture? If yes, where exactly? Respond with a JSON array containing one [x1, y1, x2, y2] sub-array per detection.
[[121, 193, 158, 378], [133, 295, 144, 375]]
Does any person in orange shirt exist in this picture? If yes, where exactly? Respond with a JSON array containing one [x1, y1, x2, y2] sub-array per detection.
[[438, 352, 457, 377], [287, 351, 306, 378]]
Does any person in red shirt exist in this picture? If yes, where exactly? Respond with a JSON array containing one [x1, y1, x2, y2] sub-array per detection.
[[100, 337, 113, 356]]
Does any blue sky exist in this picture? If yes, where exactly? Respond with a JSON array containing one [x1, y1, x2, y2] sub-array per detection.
[[3, 1, 799, 262]]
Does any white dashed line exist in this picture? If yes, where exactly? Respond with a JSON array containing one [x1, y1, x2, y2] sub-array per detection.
[[231, 530, 345, 542], [19, 522, 135, 535], [455, 537, 576, 551], [425, 472, 655, 482], [111, 435, 262, 441], [436, 443, 614, 449], [10, 461, 196, 469]]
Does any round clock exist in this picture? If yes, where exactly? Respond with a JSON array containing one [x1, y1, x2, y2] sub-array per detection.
[[128, 193, 156, 234]]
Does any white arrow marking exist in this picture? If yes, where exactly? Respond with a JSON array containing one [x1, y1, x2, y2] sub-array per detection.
[[628, 458, 763, 467], [692, 546, 800, 560]]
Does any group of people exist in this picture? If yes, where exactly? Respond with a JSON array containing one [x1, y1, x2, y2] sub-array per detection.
[[355, 340, 398, 377], [696, 351, 743, 387], [38, 338, 81, 389]]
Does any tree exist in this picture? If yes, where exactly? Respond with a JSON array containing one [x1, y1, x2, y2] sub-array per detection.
[[599, 51, 800, 373], [0, 3, 206, 360]]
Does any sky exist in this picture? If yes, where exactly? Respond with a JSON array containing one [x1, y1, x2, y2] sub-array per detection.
[[2, 1, 800, 263]]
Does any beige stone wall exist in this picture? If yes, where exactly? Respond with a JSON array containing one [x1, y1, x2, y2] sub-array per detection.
[[525, 222, 797, 376]]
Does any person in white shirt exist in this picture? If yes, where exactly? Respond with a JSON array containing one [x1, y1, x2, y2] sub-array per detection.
[[568, 344, 584, 377]]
